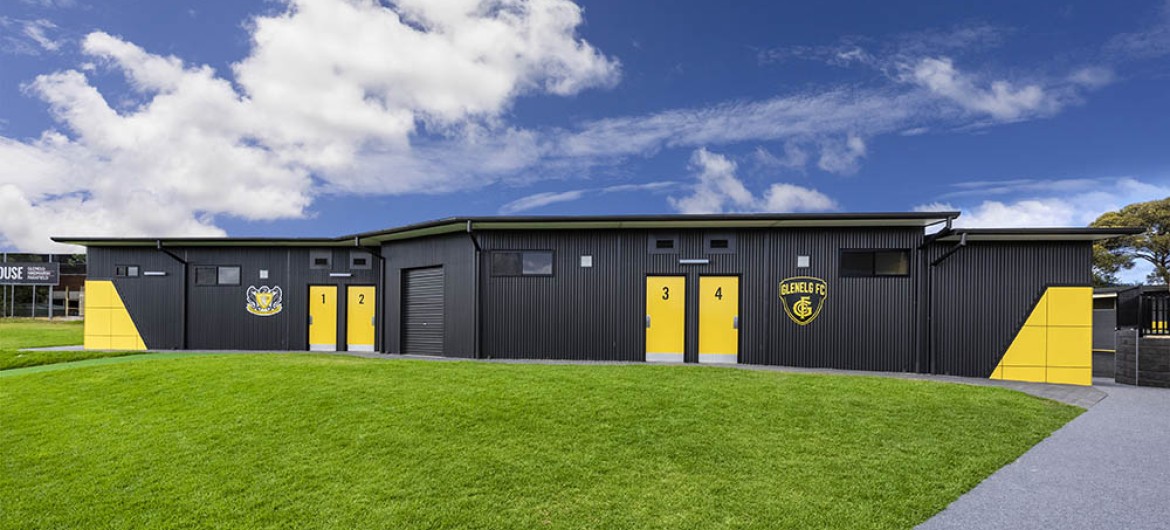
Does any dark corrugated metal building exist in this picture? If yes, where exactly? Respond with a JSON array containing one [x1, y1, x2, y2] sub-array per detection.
[[55, 213, 1141, 386]]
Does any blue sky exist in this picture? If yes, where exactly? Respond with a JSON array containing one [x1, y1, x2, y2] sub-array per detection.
[[1, 0, 1169, 265]]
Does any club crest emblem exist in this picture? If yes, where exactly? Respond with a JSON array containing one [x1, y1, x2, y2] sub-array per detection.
[[779, 276, 827, 325], [246, 285, 283, 317]]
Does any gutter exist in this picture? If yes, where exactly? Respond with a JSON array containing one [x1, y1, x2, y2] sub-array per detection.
[[467, 220, 482, 359]]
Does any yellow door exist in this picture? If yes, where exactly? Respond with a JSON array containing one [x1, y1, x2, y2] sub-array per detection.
[[309, 285, 338, 351], [699, 276, 738, 363], [646, 276, 685, 362], [347, 286, 376, 352]]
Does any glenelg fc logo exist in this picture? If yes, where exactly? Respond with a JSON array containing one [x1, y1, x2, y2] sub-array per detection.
[[246, 285, 283, 316], [779, 276, 827, 325]]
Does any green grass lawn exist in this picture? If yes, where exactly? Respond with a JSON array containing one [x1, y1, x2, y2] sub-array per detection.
[[0, 318, 143, 370], [0, 355, 1080, 529]]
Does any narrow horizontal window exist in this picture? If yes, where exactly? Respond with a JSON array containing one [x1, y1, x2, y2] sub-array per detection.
[[114, 265, 140, 278], [350, 251, 372, 270], [309, 250, 332, 270], [648, 233, 680, 254], [704, 233, 735, 254], [840, 250, 910, 277], [491, 251, 553, 276]]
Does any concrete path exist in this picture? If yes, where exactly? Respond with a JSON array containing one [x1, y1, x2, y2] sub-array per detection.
[[919, 379, 1170, 530]]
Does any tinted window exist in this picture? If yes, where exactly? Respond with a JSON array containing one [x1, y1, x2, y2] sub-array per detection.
[[874, 251, 909, 276], [492, 251, 553, 276], [195, 266, 217, 285], [491, 252, 522, 276], [1093, 297, 1116, 310], [841, 250, 910, 277], [709, 239, 729, 249], [522, 252, 553, 275], [218, 266, 241, 285], [655, 239, 675, 249], [840, 252, 874, 277]]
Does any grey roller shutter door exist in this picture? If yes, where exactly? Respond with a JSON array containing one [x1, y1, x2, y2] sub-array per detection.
[[402, 267, 444, 355]]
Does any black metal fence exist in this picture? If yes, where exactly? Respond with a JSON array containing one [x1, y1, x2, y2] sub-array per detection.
[[1140, 291, 1170, 336]]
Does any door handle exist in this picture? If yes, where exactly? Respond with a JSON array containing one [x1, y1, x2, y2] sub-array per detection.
[[733, 316, 738, 329], [645, 315, 651, 328], [309, 315, 313, 325], [371, 316, 376, 326]]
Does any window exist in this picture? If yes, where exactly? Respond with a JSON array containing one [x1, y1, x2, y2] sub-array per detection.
[[840, 250, 910, 277], [704, 233, 736, 254], [350, 251, 372, 270], [195, 266, 241, 286], [648, 233, 679, 254], [195, 266, 217, 285], [310, 250, 332, 270], [491, 251, 554, 276], [114, 265, 139, 277], [218, 266, 241, 285]]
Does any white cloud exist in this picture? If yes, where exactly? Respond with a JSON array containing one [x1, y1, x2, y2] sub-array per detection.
[[22, 19, 61, 52], [908, 57, 1056, 122], [669, 148, 837, 214], [499, 190, 585, 214], [816, 134, 866, 174], [753, 143, 808, 171], [499, 181, 674, 214], [1107, 0, 1170, 59], [914, 177, 1170, 228], [0, 0, 620, 252]]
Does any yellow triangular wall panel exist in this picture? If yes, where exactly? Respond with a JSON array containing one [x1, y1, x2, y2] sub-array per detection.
[[83, 280, 147, 351], [991, 287, 1091, 386]]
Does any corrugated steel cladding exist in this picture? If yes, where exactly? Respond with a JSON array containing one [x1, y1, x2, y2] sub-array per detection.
[[925, 241, 1090, 377], [85, 224, 1095, 378], [88, 247, 379, 350], [475, 228, 921, 370]]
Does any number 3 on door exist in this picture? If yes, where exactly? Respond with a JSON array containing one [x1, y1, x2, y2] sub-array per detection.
[[646, 276, 685, 363]]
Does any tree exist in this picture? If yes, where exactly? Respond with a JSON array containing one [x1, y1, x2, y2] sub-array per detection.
[[1091, 197, 1170, 286]]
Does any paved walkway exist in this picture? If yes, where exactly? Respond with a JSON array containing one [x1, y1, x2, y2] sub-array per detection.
[[919, 380, 1170, 530]]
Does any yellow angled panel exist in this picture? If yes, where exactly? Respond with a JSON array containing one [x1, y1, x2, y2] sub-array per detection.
[[998, 326, 1046, 367], [109, 309, 136, 338], [1047, 367, 1092, 386], [85, 308, 112, 340], [1002, 366, 1046, 383], [698, 276, 739, 364], [85, 335, 112, 350], [1047, 327, 1092, 368], [1023, 291, 1047, 328], [346, 286, 376, 351], [1047, 287, 1092, 327], [990, 365, 1003, 380], [645, 276, 685, 362], [110, 335, 140, 351], [84, 280, 115, 309]]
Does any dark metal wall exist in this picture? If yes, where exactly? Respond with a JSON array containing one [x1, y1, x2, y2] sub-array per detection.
[[926, 241, 1091, 378], [88, 248, 184, 349], [475, 228, 923, 370], [88, 246, 379, 350], [381, 233, 476, 357]]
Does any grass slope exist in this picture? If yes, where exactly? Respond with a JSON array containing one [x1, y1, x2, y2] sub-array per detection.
[[0, 355, 1080, 529], [0, 318, 141, 370]]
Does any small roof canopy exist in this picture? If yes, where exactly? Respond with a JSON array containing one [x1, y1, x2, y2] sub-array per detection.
[[53, 212, 961, 247], [933, 227, 1144, 242]]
